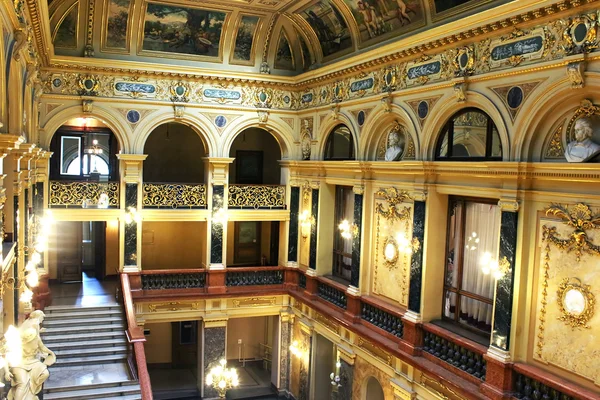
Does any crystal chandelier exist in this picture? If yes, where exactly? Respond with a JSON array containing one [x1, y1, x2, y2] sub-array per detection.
[[205, 359, 239, 399]]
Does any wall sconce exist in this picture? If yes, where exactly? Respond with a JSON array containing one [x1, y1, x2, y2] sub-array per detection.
[[338, 219, 358, 240], [289, 340, 306, 358], [299, 210, 315, 241], [212, 207, 228, 226], [395, 232, 420, 254], [330, 359, 342, 389], [480, 252, 510, 280], [124, 207, 141, 224], [205, 359, 239, 399]]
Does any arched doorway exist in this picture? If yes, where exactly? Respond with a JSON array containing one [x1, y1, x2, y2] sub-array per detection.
[[229, 127, 282, 184], [365, 376, 384, 400], [143, 122, 207, 183]]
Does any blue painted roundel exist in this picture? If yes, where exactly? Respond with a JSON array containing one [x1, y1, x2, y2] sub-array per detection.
[[215, 115, 227, 128], [126, 110, 140, 124]]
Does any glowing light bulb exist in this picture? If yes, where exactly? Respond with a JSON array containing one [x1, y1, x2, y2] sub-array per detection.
[[26, 270, 39, 287]]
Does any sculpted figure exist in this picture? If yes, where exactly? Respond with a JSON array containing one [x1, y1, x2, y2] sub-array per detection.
[[301, 134, 311, 160], [4, 311, 56, 400], [384, 126, 405, 161], [565, 117, 600, 162]]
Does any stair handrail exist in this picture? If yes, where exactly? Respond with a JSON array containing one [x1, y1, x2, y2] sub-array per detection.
[[121, 272, 154, 400]]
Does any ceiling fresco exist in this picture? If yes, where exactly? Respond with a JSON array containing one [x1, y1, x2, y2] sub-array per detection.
[[48, 0, 508, 76]]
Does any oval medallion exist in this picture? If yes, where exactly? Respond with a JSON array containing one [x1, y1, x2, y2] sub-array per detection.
[[126, 110, 140, 124], [215, 115, 227, 128], [357, 111, 366, 126], [507, 86, 523, 109], [417, 101, 429, 119], [459, 52, 469, 69], [574, 22, 588, 44]]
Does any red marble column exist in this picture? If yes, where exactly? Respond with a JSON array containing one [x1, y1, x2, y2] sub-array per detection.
[[207, 269, 226, 294], [480, 355, 514, 400]]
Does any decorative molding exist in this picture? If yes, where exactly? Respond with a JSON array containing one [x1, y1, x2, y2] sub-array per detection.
[[498, 199, 519, 212], [544, 120, 566, 159], [315, 312, 340, 334], [375, 188, 412, 222], [232, 297, 277, 307], [148, 302, 200, 313], [357, 337, 393, 366], [490, 79, 544, 121], [557, 277, 595, 329]]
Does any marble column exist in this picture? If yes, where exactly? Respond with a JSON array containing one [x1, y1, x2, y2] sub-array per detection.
[[279, 313, 292, 392], [336, 358, 354, 400], [210, 185, 224, 267], [350, 186, 364, 290], [202, 321, 227, 399], [408, 200, 426, 313], [491, 200, 519, 352], [117, 155, 147, 272], [287, 186, 300, 267], [309, 187, 319, 271], [298, 328, 312, 400]]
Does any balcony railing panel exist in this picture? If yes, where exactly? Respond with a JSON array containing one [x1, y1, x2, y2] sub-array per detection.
[[49, 181, 119, 208], [361, 301, 403, 339], [317, 281, 347, 309], [140, 270, 206, 290], [423, 330, 486, 381], [228, 185, 286, 209], [142, 183, 207, 209], [226, 268, 284, 286]]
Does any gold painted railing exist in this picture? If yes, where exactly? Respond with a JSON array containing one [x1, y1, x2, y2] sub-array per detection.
[[142, 183, 207, 209], [48, 181, 119, 208], [228, 184, 286, 209]]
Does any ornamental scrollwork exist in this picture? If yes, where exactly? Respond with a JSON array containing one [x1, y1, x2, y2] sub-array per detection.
[[375, 188, 412, 223], [48, 181, 119, 208], [228, 185, 285, 209], [142, 183, 207, 209], [543, 203, 600, 262], [557, 277, 595, 329]]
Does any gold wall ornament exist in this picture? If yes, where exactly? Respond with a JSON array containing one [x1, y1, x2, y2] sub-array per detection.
[[77, 75, 100, 96], [543, 203, 600, 262], [254, 88, 273, 108], [545, 122, 566, 159], [357, 337, 393, 366], [382, 236, 399, 269], [232, 297, 277, 307], [228, 184, 285, 209], [148, 302, 200, 313], [375, 188, 412, 223], [557, 277, 595, 329], [566, 61, 585, 89], [563, 14, 599, 55], [452, 46, 475, 77], [48, 181, 119, 208], [169, 81, 191, 103], [142, 183, 207, 209]]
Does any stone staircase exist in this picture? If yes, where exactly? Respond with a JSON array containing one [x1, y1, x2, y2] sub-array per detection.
[[41, 304, 142, 400]]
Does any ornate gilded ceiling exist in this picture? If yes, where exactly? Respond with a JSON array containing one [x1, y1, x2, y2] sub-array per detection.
[[47, 0, 506, 76]]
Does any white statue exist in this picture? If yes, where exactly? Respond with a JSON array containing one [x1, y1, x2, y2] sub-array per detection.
[[565, 117, 600, 162], [384, 126, 405, 161], [4, 311, 56, 400]]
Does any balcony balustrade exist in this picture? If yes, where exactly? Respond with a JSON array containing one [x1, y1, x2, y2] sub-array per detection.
[[226, 267, 284, 286], [48, 181, 119, 208], [140, 270, 206, 290], [142, 183, 207, 209], [228, 185, 286, 209], [317, 281, 347, 310], [360, 301, 404, 339], [423, 329, 486, 381]]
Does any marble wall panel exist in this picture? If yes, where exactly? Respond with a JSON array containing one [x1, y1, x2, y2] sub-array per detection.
[[204, 326, 226, 399]]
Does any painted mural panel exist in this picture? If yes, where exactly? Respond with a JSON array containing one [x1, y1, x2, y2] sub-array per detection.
[[299, 1, 352, 59], [232, 15, 260, 64], [142, 3, 226, 58], [275, 32, 294, 71], [297, 31, 312, 71], [54, 4, 78, 48], [430, 0, 495, 19], [342, 0, 425, 47], [106, 0, 131, 49]]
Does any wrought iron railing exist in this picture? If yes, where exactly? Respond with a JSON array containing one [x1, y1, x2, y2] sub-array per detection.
[[142, 183, 207, 209], [361, 302, 403, 338], [228, 185, 286, 209], [317, 282, 347, 309], [48, 181, 119, 208], [423, 330, 486, 380], [226, 268, 284, 286], [141, 271, 206, 290], [513, 373, 574, 400]]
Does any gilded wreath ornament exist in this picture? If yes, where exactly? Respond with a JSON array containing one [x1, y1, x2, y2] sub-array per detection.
[[543, 203, 600, 262], [556, 277, 595, 329], [375, 188, 412, 223]]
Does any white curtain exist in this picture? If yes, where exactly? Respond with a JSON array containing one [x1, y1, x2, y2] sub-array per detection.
[[341, 190, 354, 279], [460, 202, 499, 329]]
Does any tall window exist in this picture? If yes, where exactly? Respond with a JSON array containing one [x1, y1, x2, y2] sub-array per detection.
[[443, 198, 499, 337], [333, 186, 354, 282], [436, 108, 502, 160], [324, 125, 354, 160]]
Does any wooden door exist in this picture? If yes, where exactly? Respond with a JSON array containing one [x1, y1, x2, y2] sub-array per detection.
[[234, 221, 261, 265], [172, 321, 198, 368], [56, 221, 83, 283], [235, 150, 263, 184]]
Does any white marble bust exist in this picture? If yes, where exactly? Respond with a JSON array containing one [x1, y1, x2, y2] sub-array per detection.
[[384, 129, 405, 161], [565, 117, 600, 162]]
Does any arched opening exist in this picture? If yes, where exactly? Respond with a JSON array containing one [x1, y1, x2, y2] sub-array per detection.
[[365, 377, 384, 400], [49, 117, 120, 181], [143, 122, 207, 183], [228, 127, 282, 184], [435, 108, 502, 161], [324, 124, 355, 160]]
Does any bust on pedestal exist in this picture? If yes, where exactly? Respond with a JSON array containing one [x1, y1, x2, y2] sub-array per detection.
[[565, 117, 600, 162]]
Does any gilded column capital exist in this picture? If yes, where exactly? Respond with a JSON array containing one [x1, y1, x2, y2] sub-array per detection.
[[352, 185, 364, 195], [204, 318, 228, 328], [117, 154, 148, 183], [411, 191, 427, 202], [498, 199, 519, 212], [202, 157, 234, 186], [309, 181, 321, 190], [0, 135, 25, 158]]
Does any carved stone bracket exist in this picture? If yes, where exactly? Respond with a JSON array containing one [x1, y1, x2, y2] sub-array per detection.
[[566, 60, 585, 89]]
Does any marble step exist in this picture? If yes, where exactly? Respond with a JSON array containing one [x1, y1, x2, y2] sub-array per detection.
[[45, 304, 120, 313], [44, 381, 140, 400], [42, 323, 125, 336], [43, 330, 126, 344], [54, 345, 129, 358], [52, 353, 128, 366], [44, 309, 123, 320], [50, 337, 127, 350], [44, 316, 123, 327]]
